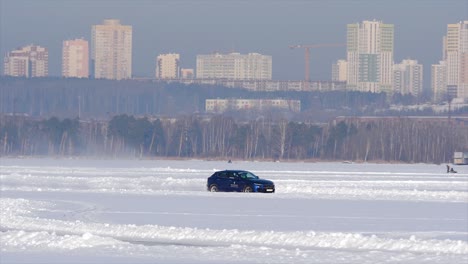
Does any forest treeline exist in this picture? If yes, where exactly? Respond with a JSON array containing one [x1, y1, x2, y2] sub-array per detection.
[[1, 77, 430, 122], [1, 114, 466, 164]]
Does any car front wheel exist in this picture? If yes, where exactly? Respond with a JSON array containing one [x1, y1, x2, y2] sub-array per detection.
[[209, 184, 218, 192], [244, 186, 253, 192]]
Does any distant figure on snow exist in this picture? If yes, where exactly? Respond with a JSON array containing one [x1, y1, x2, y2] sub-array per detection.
[[446, 165, 450, 173], [450, 167, 457, 173]]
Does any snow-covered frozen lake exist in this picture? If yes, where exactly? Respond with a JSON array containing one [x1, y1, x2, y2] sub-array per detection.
[[1, 158, 467, 263]]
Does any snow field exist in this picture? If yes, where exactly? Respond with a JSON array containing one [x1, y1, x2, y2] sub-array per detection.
[[1, 163, 467, 202], [1, 198, 467, 255], [0, 159, 467, 263]]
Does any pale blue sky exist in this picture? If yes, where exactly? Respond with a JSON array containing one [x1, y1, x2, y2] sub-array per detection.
[[1, 0, 467, 88]]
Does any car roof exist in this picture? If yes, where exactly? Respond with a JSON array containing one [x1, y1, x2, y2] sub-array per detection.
[[218, 170, 249, 173]]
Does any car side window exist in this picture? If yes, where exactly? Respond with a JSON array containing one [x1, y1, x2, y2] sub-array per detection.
[[246, 172, 257, 179], [228, 172, 238, 179], [218, 172, 228, 179]]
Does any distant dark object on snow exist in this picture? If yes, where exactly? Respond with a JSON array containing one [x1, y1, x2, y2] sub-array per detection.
[[447, 165, 457, 173]]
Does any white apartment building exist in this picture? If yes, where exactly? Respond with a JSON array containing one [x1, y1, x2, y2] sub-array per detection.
[[155, 53, 180, 79], [91, 19, 132, 80], [205, 99, 300, 113], [445, 21, 468, 100], [196, 52, 272, 80], [431, 61, 447, 102], [3, 45, 48, 77], [346, 20, 394, 93], [332, 60, 347, 82], [62, 39, 89, 78], [393, 59, 423, 97]]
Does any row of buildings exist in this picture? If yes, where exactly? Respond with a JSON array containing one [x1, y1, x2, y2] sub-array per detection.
[[155, 52, 272, 80], [332, 59, 423, 97], [3, 19, 468, 102], [4, 19, 133, 80], [331, 20, 468, 102], [205, 99, 301, 113], [2, 19, 272, 81]]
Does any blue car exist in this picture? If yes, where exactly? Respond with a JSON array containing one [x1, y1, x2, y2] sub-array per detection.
[[207, 170, 275, 193]]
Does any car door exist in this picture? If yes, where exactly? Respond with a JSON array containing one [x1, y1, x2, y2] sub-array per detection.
[[227, 171, 241, 191], [216, 171, 230, 191], [236, 171, 249, 191]]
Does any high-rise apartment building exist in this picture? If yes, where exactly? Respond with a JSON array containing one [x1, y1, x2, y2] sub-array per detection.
[[196, 52, 272, 80], [331, 60, 347, 82], [393, 59, 423, 97], [432, 61, 447, 101], [62, 39, 89, 78], [346, 20, 394, 93], [3, 45, 48, 77], [155, 53, 180, 79], [91, 19, 132, 80], [445, 21, 468, 100]]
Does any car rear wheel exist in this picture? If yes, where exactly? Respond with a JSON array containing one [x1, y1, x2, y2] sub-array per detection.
[[209, 184, 218, 192], [244, 186, 253, 192]]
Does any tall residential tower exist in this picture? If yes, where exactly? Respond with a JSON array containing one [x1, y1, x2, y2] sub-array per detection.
[[432, 21, 468, 102], [393, 59, 423, 97], [62, 38, 89, 78], [432, 61, 447, 101], [346, 20, 394, 93], [91, 19, 132, 80], [445, 21, 468, 100]]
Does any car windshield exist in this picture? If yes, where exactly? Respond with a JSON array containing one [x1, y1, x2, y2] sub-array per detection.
[[238, 171, 259, 179]]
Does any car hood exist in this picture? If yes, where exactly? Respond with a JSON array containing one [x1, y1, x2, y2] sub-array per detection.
[[249, 179, 274, 185]]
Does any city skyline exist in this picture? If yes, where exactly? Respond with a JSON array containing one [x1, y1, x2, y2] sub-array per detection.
[[3, 21, 467, 100], [1, 0, 467, 87]]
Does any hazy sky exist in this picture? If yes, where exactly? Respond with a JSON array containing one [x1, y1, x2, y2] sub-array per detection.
[[1, 0, 467, 87]]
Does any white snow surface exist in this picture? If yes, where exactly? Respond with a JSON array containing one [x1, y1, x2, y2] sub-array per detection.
[[1, 158, 467, 263]]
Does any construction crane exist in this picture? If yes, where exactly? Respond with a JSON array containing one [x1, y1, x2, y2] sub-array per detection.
[[289, 43, 345, 82]]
